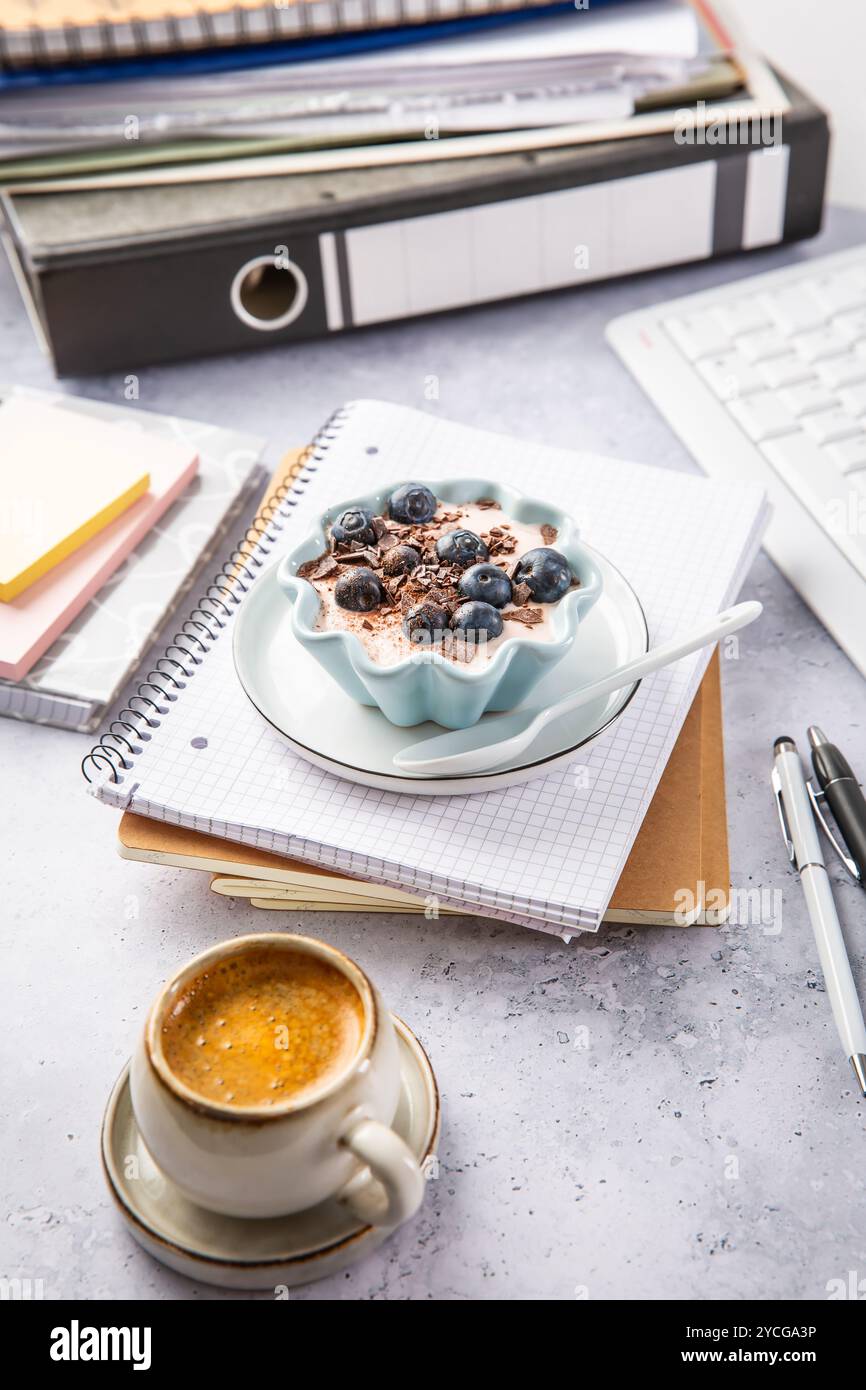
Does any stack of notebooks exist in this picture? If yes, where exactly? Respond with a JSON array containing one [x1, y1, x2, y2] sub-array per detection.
[[0, 386, 264, 730], [0, 1, 757, 154], [85, 398, 769, 936], [0, 2, 827, 374], [117, 651, 730, 925]]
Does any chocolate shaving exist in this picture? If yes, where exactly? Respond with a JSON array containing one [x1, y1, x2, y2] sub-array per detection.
[[305, 493, 565, 658], [505, 606, 544, 626], [486, 531, 518, 557], [297, 555, 338, 581], [334, 548, 380, 567]]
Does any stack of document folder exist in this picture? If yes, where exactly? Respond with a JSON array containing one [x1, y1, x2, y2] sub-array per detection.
[[0, 2, 827, 374], [0, 1, 740, 167], [0, 2, 768, 176]]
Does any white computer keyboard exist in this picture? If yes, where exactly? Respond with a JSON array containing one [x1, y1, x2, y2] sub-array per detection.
[[607, 245, 866, 677]]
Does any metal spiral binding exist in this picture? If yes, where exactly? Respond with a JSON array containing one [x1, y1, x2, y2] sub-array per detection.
[[0, 0, 544, 72], [81, 404, 353, 786]]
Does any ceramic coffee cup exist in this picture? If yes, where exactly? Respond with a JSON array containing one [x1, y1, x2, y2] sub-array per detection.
[[129, 933, 425, 1224]]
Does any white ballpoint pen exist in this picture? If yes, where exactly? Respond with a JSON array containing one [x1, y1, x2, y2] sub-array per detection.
[[772, 735, 866, 1097]]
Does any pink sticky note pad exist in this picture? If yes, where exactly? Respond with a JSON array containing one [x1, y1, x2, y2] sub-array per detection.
[[0, 423, 198, 681]]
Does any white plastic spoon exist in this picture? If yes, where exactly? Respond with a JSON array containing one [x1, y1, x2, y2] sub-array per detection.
[[393, 600, 762, 776]]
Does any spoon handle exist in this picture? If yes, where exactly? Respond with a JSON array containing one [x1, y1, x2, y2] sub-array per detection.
[[532, 601, 762, 735]]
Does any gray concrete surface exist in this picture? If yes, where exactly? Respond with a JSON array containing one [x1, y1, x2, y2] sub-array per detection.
[[2, 206, 866, 1302]]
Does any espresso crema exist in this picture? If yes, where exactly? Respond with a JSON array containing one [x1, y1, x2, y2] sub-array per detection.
[[159, 947, 366, 1108]]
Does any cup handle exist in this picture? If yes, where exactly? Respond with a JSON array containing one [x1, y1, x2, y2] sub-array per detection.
[[337, 1116, 425, 1228]]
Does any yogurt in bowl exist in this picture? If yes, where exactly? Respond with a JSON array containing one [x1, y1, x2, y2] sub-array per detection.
[[278, 479, 603, 729]]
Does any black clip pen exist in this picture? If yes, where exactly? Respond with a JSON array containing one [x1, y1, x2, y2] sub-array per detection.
[[807, 726, 866, 885]]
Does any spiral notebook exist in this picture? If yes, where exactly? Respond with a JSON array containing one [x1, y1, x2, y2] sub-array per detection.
[[0, 0, 561, 67], [84, 399, 767, 935]]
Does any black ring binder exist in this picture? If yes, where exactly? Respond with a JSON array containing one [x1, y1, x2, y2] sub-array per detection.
[[80, 403, 352, 785]]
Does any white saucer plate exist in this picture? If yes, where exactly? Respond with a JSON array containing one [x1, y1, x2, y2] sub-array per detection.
[[101, 1016, 440, 1291], [233, 547, 648, 795]]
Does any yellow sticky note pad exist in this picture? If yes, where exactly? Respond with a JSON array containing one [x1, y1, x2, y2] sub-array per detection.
[[0, 398, 151, 601]]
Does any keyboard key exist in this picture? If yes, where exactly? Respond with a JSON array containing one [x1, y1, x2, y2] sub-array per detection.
[[612, 251, 866, 672], [758, 286, 826, 335], [758, 356, 813, 389], [806, 269, 866, 317], [696, 351, 763, 399], [727, 392, 798, 442], [826, 435, 866, 474], [779, 380, 838, 417], [800, 408, 861, 444], [663, 312, 731, 360], [792, 325, 855, 363], [712, 297, 770, 337], [816, 354, 866, 389], [736, 328, 791, 363], [760, 433, 866, 581], [832, 308, 866, 342], [839, 383, 866, 416]]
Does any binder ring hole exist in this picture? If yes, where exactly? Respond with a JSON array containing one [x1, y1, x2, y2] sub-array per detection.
[[230, 255, 309, 332]]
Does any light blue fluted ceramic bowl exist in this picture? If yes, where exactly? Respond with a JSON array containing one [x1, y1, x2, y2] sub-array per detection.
[[277, 479, 603, 729]]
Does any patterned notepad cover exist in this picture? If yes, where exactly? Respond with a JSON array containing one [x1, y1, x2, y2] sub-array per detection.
[[88, 399, 767, 934], [0, 386, 264, 730]]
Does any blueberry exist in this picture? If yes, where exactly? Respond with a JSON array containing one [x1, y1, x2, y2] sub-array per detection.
[[435, 529, 489, 570], [513, 547, 573, 603], [382, 544, 421, 577], [450, 600, 503, 643], [403, 600, 449, 645], [458, 562, 512, 609], [388, 483, 437, 525], [334, 566, 385, 613], [330, 506, 377, 548]]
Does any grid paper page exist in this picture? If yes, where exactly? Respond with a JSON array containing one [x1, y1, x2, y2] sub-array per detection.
[[93, 400, 767, 935]]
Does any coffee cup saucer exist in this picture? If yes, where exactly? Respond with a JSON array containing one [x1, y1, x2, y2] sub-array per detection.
[[101, 1015, 440, 1291]]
